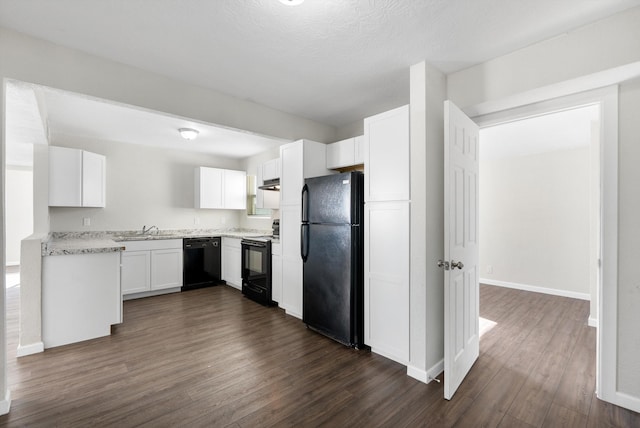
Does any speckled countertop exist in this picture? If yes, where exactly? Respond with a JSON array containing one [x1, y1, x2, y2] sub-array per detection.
[[42, 228, 275, 256]]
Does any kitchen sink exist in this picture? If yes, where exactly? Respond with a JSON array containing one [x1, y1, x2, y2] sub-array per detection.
[[112, 232, 179, 241]]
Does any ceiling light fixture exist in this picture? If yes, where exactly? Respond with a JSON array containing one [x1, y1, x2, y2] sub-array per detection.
[[179, 128, 199, 140], [279, 0, 304, 5]]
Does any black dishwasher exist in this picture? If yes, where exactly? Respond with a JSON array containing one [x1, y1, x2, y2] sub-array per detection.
[[183, 237, 222, 291]]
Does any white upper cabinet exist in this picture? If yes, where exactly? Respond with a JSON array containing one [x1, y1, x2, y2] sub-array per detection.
[[364, 105, 410, 202], [195, 167, 224, 209], [280, 142, 304, 207], [262, 158, 280, 181], [81, 150, 107, 207], [326, 135, 364, 169], [256, 160, 280, 210], [280, 139, 330, 207], [195, 167, 246, 210], [49, 146, 106, 207], [223, 169, 247, 209], [354, 135, 365, 165]]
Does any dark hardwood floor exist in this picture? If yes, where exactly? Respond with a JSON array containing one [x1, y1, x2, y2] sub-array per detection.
[[0, 283, 638, 427]]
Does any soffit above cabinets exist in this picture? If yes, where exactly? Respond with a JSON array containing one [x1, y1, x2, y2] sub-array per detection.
[[1, 0, 638, 127]]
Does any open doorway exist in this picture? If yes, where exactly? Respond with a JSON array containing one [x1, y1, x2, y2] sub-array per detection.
[[467, 104, 601, 425], [478, 104, 600, 319]]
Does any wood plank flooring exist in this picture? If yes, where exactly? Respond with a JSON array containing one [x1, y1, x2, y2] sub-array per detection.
[[0, 283, 638, 427]]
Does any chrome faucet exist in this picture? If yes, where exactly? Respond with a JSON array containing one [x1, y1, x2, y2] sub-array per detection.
[[142, 225, 159, 235]]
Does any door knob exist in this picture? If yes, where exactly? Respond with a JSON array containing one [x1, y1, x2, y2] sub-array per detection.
[[437, 260, 450, 270], [451, 261, 464, 270]]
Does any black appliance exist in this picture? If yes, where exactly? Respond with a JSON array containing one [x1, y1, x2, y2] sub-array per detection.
[[183, 237, 222, 290], [301, 171, 365, 348], [272, 219, 280, 238], [241, 238, 273, 305]]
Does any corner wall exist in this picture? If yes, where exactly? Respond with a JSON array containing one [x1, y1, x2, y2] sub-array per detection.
[[408, 61, 446, 382]]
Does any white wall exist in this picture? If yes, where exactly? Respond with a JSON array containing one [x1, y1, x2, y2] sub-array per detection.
[[616, 77, 640, 398], [479, 147, 590, 297], [5, 166, 33, 264], [447, 5, 640, 406], [49, 136, 243, 232]]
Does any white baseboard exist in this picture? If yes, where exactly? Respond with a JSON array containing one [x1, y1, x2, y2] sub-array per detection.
[[0, 390, 11, 415], [588, 316, 598, 328], [597, 391, 640, 414], [407, 359, 444, 384], [17, 341, 44, 357], [480, 278, 590, 301]]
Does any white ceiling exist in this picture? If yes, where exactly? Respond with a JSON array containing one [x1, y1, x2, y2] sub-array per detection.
[[480, 104, 600, 161], [1, 0, 639, 127], [5, 81, 288, 166]]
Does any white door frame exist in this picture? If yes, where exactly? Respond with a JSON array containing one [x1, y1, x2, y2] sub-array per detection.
[[470, 85, 628, 410]]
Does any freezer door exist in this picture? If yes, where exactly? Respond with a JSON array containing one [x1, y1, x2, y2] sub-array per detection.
[[303, 223, 353, 345], [304, 172, 354, 225]]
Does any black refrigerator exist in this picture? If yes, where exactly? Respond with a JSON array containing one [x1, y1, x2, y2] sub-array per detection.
[[301, 171, 365, 348]]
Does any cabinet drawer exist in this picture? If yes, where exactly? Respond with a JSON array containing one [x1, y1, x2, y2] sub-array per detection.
[[121, 239, 183, 252]]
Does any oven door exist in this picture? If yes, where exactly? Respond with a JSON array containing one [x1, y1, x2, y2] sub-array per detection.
[[241, 240, 272, 304], [241, 241, 270, 288]]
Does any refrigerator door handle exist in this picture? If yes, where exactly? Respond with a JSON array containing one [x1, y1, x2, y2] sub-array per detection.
[[301, 183, 309, 223], [300, 223, 309, 262]]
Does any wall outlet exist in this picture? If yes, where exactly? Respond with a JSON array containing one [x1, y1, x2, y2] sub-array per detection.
[[486, 265, 493, 274], [221, 217, 227, 225], [83, 217, 91, 226], [194, 217, 200, 225]]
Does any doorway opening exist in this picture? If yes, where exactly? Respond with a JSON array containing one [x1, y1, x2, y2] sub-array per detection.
[[478, 103, 600, 318], [472, 104, 600, 424]]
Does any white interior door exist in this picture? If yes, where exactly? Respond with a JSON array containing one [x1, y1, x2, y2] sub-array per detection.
[[443, 100, 480, 400]]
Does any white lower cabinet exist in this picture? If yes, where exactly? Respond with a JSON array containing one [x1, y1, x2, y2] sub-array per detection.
[[280, 205, 302, 318], [121, 251, 151, 295], [151, 248, 183, 290], [42, 252, 121, 348], [364, 201, 410, 364], [271, 242, 282, 303], [121, 239, 183, 298], [222, 237, 242, 289]]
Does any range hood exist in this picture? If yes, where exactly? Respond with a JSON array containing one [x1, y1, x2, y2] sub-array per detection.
[[259, 178, 280, 191]]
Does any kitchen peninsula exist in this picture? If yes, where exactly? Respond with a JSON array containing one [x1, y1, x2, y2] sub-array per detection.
[[34, 228, 275, 351]]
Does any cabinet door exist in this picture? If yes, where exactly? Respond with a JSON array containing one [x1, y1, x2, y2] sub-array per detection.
[[327, 138, 356, 169], [364, 105, 410, 202], [262, 158, 280, 181], [49, 146, 82, 207], [195, 167, 224, 209], [354, 135, 365, 165], [82, 151, 106, 207], [222, 238, 242, 289], [364, 201, 410, 364], [224, 169, 247, 210], [151, 248, 183, 290], [121, 251, 151, 295], [280, 205, 302, 318], [280, 142, 303, 206]]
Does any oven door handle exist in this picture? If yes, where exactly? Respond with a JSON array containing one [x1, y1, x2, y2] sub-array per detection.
[[300, 223, 309, 262]]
